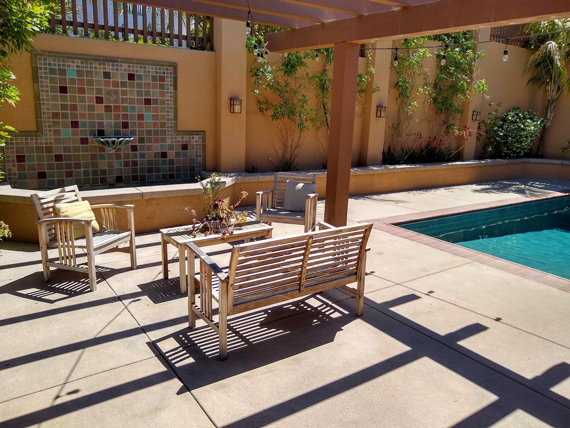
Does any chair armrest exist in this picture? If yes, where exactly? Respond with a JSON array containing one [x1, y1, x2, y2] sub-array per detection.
[[318, 221, 336, 230], [256, 190, 273, 219], [91, 204, 134, 210], [36, 217, 94, 225], [185, 242, 228, 282]]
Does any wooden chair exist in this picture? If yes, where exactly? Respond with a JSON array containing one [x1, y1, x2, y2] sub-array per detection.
[[256, 172, 318, 233], [31, 185, 137, 291]]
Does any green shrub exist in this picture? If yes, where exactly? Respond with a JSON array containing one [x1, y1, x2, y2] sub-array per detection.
[[482, 107, 545, 158]]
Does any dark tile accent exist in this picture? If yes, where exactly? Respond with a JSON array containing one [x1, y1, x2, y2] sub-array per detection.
[[96, 96, 104, 104], [144, 98, 152, 106], [38, 171, 47, 179], [128, 73, 135, 81], [103, 71, 111, 79], [59, 86, 68, 94], [80, 137, 89, 145], [54, 154, 63, 162], [70, 121, 79, 129], [16, 155, 26, 163]]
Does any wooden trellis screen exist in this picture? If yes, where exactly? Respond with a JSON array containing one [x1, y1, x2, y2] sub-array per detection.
[[49, 0, 213, 51], [490, 25, 528, 48]]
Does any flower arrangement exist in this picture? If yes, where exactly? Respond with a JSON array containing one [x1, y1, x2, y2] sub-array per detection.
[[186, 174, 249, 240]]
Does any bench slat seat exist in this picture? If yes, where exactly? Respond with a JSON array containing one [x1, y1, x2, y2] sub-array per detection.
[[186, 222, 372, 360]]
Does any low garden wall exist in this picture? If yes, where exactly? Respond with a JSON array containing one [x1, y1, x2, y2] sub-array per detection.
[[2, 158, 569, 243]]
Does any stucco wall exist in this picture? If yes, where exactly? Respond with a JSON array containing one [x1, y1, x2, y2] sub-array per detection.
[[0, 33, 217, 171]]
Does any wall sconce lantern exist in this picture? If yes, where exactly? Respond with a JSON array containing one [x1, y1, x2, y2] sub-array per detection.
[[376, 105, 387, 118], [472, 110, 482, 121], [229, 98, 243, 114]]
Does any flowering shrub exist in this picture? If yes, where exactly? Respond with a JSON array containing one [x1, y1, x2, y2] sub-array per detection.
[[383, 123, 470, 165], [482, 107, 545, 158], [0, 221, 10, 241]]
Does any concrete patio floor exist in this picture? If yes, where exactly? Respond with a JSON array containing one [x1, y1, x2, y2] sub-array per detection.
[[1, 178, 570, 427]]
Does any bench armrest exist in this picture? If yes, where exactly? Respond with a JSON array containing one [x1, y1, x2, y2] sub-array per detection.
[[318, 221, 336, 230], [185, 242, 228, 282]]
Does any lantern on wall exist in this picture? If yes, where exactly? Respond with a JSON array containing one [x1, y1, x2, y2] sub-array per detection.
[[230, 98, 243, 114], [376, 105, 387, 118], [472, 110, 482, 121]]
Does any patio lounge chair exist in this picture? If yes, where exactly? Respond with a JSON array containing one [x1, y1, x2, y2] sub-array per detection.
[[31, 185, 137, 291], [256, 172, 318, 233]]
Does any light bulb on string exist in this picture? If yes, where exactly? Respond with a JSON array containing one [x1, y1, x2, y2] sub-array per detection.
[[253, 42, 258, 55], [246, 20, 251, 36], [440, 45, 448, 66], [257, 52, 262, 63], [503, 39, 509, 62], [315, 51, 319, 62], [393, 48, 399, 67]]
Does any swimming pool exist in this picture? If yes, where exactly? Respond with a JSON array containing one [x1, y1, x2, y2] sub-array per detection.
[[400, 196, 570, 280]]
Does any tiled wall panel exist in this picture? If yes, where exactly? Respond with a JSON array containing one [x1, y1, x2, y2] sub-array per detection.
[[5, 52, 204, 190]]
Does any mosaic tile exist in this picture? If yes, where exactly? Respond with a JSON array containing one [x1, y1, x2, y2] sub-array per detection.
[[6, 52, 204, 190]]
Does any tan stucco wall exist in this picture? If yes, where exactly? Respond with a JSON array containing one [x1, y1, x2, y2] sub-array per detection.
[[245, 53, 368, 172], [0, 33, 218, 170], [5, 159, 568, 244]]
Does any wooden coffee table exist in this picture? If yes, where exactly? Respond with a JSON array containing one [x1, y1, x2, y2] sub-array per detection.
[[160, 221, 273, 293]]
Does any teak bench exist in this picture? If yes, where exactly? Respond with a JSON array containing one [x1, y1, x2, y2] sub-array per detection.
[[185, 222, 372, 360]]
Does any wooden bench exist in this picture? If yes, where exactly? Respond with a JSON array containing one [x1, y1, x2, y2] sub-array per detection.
[[185, 222, 372, 360]]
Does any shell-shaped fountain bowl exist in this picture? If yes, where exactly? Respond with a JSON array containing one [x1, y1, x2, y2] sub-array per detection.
[[92, 136, 134, 152]]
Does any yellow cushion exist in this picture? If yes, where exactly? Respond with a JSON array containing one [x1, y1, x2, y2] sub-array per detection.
[[54, 201, 100, 239]]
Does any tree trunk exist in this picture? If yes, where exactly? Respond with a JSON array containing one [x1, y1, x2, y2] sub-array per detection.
[[536, 85, 559, 157], [536, 99, 556, 157]]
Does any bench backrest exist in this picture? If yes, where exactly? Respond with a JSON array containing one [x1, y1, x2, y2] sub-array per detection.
[[227, 223, 372, 310], [272, 172, 316, 210], [31, 185, 82, 244]]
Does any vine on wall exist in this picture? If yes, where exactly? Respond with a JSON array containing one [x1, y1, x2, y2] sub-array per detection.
[[249, 32, 379, 171], [385, 31, 487, 165]]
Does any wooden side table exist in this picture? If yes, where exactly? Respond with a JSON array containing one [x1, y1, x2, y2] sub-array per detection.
[[160, 221, 273, 293]]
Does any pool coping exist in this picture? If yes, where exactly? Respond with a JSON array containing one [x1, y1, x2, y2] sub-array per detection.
[[368, 190, 570, 294]]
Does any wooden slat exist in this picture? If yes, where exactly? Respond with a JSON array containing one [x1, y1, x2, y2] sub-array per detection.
[[185, 12, 191, 48], [177, 10, 183, 47], [142, 5, 148, 43], [82, 0, 88, 35], [169, 9, 175, 46], [60, 0, 68, 35], [133, 3, 139, 42], [113, 0, 119, 39], [71, 0, 78, 35], [123, 2, 129, 40], [234, 262, 304, 285], [93, 0, 99, 36], [194, 14, 199, 49], [161, 8, 166, 44], [103, 0, 110, 39], [152, 7, 157, 43], [235, 253, 305, 275]]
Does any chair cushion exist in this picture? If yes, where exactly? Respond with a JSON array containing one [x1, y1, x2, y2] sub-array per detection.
[[283, 181, 317, 212], [54, 200, 100, 239]]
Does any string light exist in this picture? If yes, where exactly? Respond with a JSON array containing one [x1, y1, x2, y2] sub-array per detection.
[[246, 0, 253, 36], [440, 45, 448, 65], [253, 41, 259, 55], [503, 39, 509, 61], [393, 47, 399, 67], [315, 51, 319, 62]]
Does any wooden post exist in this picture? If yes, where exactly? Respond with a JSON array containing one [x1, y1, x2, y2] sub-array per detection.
[[93, 0, 99, 37], [324, 42, 360, 227], [219, 280, 229, 360], [128, 207, 137, 269]]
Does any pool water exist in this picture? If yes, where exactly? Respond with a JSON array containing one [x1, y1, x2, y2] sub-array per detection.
[[400, 196, 570, 280]]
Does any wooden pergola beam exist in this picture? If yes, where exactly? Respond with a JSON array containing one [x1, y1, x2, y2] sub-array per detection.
[[369, 0, 410, 7], [277, 0, 395, 16], [135, 0, 315, 28], [266, 0, 570, 52]]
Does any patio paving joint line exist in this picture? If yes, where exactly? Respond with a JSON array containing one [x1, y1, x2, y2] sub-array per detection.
[[361, 292, 570, 412]]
